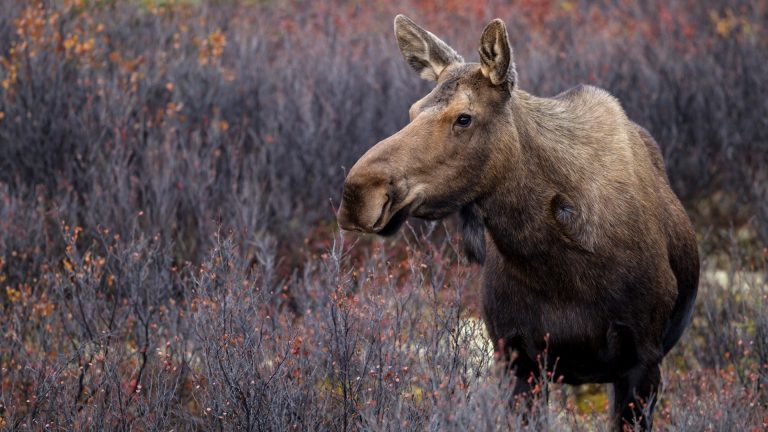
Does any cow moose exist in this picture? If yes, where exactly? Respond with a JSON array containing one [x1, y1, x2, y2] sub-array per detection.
[[336, 15, 699, 431]]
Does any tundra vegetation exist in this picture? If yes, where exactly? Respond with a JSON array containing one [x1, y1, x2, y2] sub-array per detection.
[[0, 0, 766, 430]]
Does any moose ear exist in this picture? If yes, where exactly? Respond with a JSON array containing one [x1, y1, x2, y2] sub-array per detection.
[[394, 14, 463, 81], [478, 19, 517, 88]]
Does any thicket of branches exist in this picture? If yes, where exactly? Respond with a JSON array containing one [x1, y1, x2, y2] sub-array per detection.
[[0, 0, 766, 430], [1, 0, 766, 260]]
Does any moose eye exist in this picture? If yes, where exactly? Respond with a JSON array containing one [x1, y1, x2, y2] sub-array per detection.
[[455, 114, 472, 128]]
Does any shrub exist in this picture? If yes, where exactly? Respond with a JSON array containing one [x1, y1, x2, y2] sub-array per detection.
[[0, 0, 766, 430]]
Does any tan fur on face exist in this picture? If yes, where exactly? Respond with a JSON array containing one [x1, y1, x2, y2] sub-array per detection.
[[338, 61, 517, 233]]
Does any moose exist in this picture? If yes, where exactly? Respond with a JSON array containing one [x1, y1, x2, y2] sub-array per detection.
[[337, 15, 699, 431]]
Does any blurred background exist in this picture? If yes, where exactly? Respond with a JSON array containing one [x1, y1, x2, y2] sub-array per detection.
[[0, 1, 766, 430], [1, 0, 766, 262]]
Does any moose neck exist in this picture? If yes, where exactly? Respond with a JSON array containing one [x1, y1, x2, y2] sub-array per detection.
[[474, 89, 576, 261]]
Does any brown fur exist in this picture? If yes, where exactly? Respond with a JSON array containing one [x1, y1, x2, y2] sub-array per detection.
[[337, 16, 699, 431]]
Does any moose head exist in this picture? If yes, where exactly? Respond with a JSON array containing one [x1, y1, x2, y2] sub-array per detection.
[[337, 15, 519, 240]]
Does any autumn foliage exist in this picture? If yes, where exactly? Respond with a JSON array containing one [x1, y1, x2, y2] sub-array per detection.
[[0, 0, 766, 430]]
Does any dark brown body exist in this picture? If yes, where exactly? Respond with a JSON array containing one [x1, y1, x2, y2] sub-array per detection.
[[337, 15, 699, 430], [476, 85, 699, 389]]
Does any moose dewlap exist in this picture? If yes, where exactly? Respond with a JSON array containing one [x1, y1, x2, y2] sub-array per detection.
[[337, 15, 699, 431]]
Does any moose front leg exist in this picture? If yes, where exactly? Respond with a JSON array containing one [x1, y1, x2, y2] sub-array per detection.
[[504, 347, 543, 422], [611, 362, 661, 431]]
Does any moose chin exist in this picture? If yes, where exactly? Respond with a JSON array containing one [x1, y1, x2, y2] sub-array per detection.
[[337, 14, 699, 432]]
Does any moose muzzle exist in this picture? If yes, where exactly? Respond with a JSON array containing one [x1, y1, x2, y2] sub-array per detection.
[[337, 178, 394, 233]]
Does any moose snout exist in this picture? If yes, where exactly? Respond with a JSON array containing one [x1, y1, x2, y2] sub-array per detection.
[[337, 178, 393, 233]]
